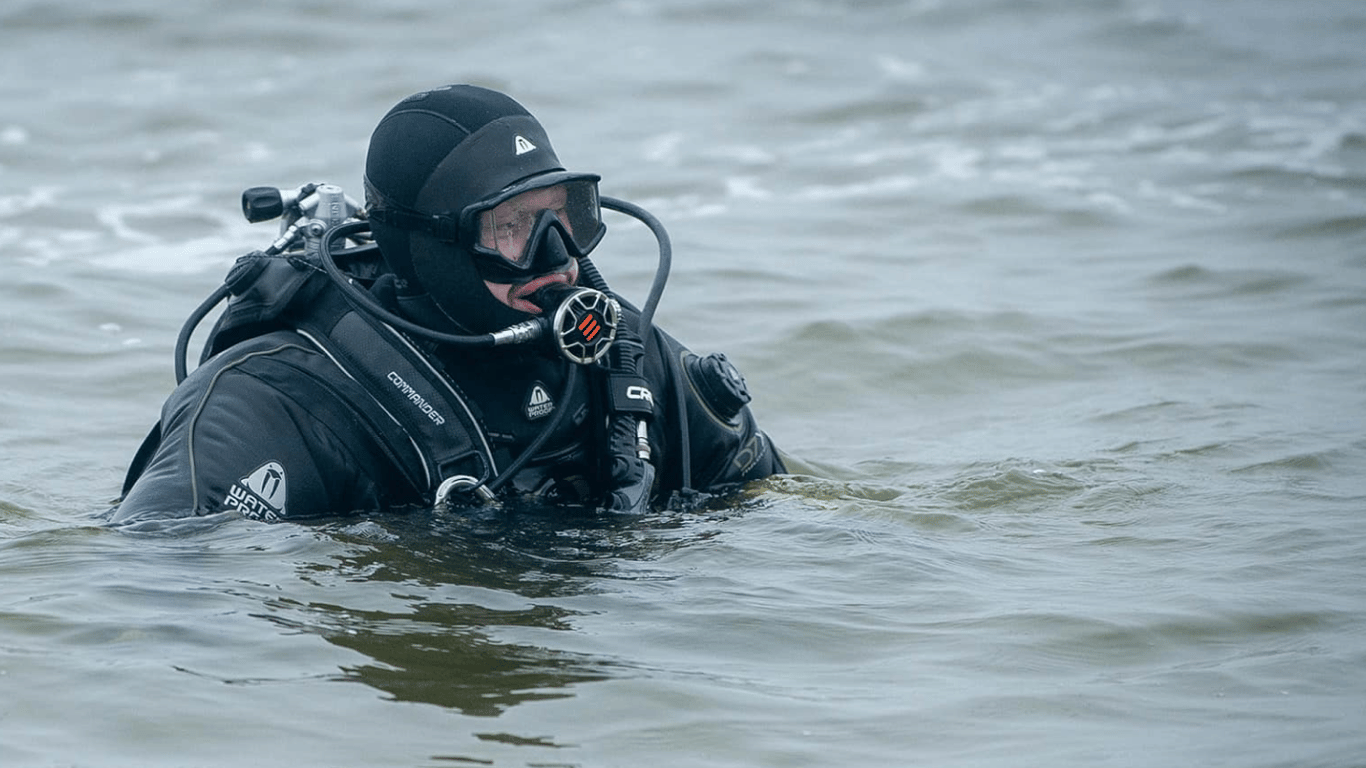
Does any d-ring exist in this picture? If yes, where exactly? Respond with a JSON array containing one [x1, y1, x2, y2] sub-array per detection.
[[434, 475, 497, 507]]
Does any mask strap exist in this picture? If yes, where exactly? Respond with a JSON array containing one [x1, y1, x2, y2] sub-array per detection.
[[366, 204, 460, 242]]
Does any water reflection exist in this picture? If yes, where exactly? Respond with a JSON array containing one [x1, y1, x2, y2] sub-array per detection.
[[298, 598, 614, 718], [267, 502, 718, 717]]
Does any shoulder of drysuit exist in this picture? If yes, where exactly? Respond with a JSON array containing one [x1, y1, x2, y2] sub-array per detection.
[[628, 318, 786, 489], [181, 328, 335, 396], [174, 328, 416, 456], [162, 329, 369, 455], [141, 328, 418, 519]]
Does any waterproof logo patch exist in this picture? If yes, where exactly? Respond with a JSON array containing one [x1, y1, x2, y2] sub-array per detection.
[[525, 382, 555, 421], [225, 461, 288, 521], [514, 135, 537, 155]]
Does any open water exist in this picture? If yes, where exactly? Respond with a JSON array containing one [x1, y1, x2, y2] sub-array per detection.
[[2, 1, 1365, 766]]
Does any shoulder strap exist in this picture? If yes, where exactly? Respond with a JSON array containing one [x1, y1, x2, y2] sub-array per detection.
[[292, 287, 499, 501]]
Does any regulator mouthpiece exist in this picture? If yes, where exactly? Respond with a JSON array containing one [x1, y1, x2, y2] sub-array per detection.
[[532, 285, 619, 365]]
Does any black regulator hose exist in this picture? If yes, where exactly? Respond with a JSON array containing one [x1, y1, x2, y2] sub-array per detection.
[[178, 194, 674, 382], [174, 282, 232, 384], [599, 195, 670, 342], [598, 195, 693, 497], [484, 362, 583, 495], [596, 197, 694, 497], [319, 199, 670, 353], [174, 220, 525, 387], [602, 329, 657, 514], [318, 220, 516, 348]]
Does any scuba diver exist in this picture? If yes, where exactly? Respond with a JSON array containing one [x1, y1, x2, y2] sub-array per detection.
[[110, 84, 784, 524]]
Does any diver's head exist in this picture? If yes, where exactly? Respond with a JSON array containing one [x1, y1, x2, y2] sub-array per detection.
[[363, 84, 606, 333]]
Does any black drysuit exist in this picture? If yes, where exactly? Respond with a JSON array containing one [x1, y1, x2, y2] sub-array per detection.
[[111, 257, 784, 524]]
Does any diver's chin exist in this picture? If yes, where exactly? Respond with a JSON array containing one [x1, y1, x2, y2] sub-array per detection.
[[486, 261, 580, 315]]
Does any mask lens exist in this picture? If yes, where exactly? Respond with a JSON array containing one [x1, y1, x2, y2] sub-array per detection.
[[475, 180, 601, 266]]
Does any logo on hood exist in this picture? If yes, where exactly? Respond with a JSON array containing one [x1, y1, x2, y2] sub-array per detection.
[[514, 135, 537, 155]]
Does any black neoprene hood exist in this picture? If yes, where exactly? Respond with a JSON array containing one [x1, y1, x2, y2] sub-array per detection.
[[365, 86, 565, 220], [363, 84, 574, 333]]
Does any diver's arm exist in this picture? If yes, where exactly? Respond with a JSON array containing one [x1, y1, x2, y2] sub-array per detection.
[[676, 361, 785, 491]]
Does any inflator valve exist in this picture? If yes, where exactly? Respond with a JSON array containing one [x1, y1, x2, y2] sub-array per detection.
[[686, 353, 752, 422]]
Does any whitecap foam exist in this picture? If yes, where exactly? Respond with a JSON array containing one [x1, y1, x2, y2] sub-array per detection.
[[1, 125, 28, 145], [0, 186, 57, 217]]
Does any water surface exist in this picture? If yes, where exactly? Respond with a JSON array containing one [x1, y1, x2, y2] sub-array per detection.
[[2, 1, 1364, 766]]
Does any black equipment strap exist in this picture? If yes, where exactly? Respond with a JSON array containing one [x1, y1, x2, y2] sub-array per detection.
[[293, 288, 498, 501]]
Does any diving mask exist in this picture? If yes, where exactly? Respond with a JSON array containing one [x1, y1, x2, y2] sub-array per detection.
[[460, 173, 605, 284]]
